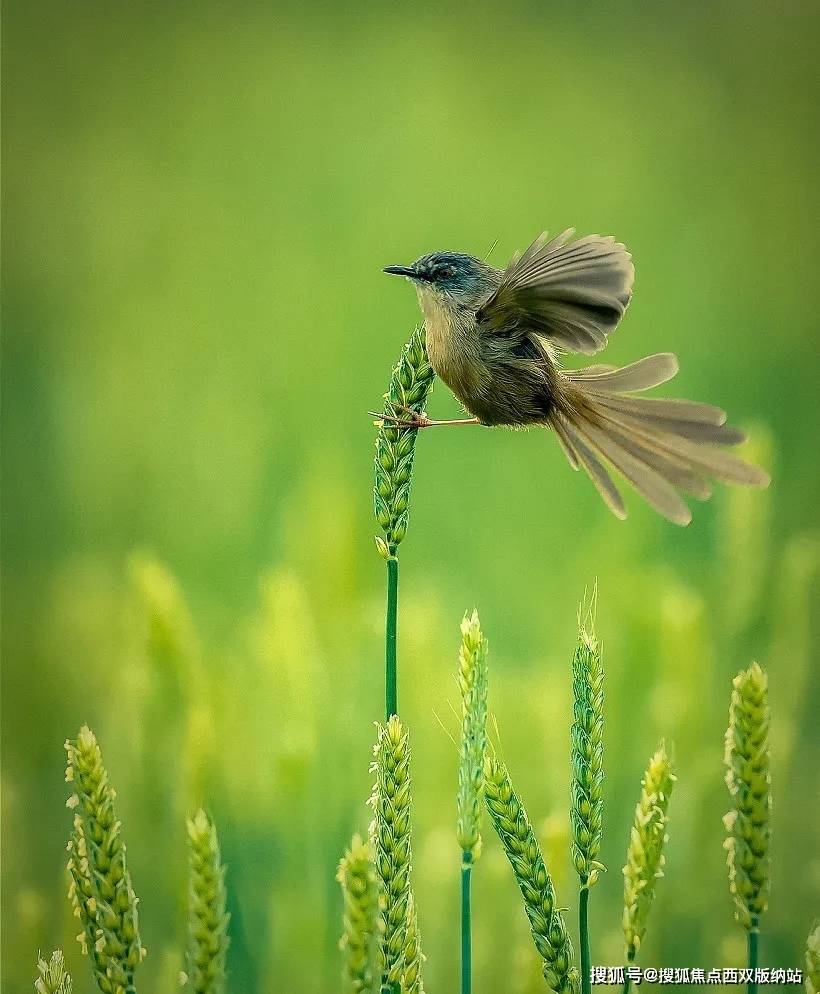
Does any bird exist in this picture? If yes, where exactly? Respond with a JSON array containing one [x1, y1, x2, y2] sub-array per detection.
[[380, 229, 770, 525]]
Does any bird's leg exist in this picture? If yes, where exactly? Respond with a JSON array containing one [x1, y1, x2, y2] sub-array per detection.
[[406, 416, 481, 428], [392, 403, 481, 428], [417, 416, 482, 427], [369, 406, 481, 430]]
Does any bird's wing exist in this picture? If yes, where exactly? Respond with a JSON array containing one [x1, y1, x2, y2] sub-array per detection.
[[475, 229, 635, 356]]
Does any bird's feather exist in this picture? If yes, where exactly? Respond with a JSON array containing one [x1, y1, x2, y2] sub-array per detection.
[[564, 353, 678, 391], [582, 391, 727, 425], [475, 229, 635, 356], [571, 417, 694, 525], [548, 361, 769, 523], [554, 417, 627, 518]]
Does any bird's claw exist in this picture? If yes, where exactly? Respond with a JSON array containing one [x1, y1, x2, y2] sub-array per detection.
[[368, 407, 430, 430]]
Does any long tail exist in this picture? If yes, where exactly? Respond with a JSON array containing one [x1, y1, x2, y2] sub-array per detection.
[[551, 353, 770, 525]]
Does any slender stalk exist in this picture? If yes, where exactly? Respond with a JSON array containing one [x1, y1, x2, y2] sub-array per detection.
[[385, 556, 399, 718], [623, 971, 631, 994], [461, 853, 473, 994], [579, 887, 591, 994], [747, 916, 759, 994]]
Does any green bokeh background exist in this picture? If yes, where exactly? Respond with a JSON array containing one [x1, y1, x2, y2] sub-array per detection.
[[3, 2, 819, 991]]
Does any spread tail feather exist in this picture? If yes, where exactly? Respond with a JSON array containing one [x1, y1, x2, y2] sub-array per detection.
[[554, 355, 770, 525]]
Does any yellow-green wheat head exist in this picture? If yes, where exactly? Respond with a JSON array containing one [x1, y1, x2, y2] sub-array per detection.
[[805, 921, 820, 994], [622, 742, 676, 962], [185, 809, 230, 994], [369, 715, 425, 994], [484, 755, 579, 994], [456, 609, 489, 863], [35, 950, 73, 994], [336, 833, 377, 994], [723, 662, 771, 931], [65, 725, 145, 994], [373, 327, 435, 558], [570, 618, 605, 888], [401, 891, 424, 994]]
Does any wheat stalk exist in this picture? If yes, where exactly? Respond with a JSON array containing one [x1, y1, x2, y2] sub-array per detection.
[[337, 834, 378, 993], [621, 742, 676, 991], [724, 662, 771, 994], [184, 809, 230, 994], [570, 615, 604, 887], [370, 716, 424, 994], [65, 725, 145, 994], [456, 609, 489, 994], [570, 604, 604, 994], [457, 609, 489, 861], [373, 327, 435, 718], [805, 921, 820, 994], [402, 891, 424, 994], [484, 755, 578, 994], [373, 326, 435, 559], [35, 950, 73, 994]]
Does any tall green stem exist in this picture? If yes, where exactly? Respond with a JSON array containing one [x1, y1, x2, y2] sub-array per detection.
[[747, 916, 759, 994], [461, 854, 473, 994], [579, 886, 591, 994], [385, 556, 399, 719], [623, 964, 632, 994]]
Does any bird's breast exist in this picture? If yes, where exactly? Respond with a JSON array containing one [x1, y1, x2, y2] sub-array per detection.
[[418, 294, 486, 407]]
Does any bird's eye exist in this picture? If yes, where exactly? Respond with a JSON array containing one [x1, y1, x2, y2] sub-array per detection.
[[437, 266, 455, 280]]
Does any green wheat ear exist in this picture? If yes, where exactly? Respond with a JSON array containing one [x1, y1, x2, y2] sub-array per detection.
[[484, 754, 579, 994], [457, 609, 489, 863], [65, 725, 145, 994], [373, 326, 435, 558], [570, 614, 605, 889], [184, 809, 230, 994], [723, 662, 771, 932], [805, 921, 820, 994], [35, 950, 73, 994], [622, 742, 676, 962], [337, 834, 377, 994], [402, 891, 424, 994], [369, 715, 425, 994]]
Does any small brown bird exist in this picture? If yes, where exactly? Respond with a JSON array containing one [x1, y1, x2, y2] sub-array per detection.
[[382, 229, 769, 525]]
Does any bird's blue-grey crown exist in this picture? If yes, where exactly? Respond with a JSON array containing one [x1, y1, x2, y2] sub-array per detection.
[[383, 251, 496, 296]]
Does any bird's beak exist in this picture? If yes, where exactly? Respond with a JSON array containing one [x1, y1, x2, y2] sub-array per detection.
[[383, 265, 418, 279]]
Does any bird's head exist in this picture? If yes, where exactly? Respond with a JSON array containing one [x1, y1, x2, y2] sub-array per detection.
[[383, 251, 496, 310]]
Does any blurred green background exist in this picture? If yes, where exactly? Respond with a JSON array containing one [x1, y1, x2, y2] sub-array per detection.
[[3, 1, 819, 990]]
